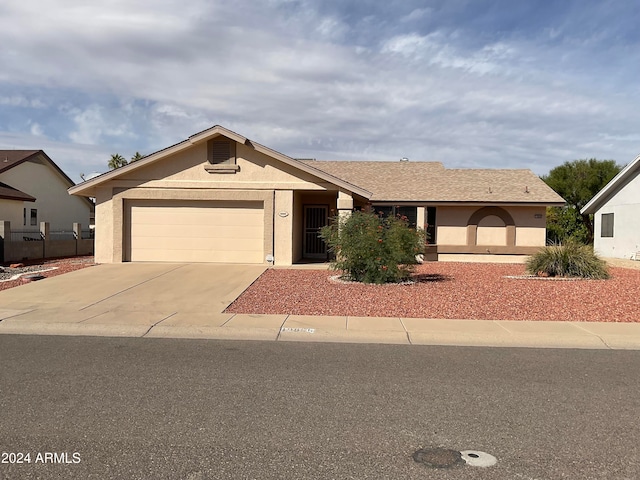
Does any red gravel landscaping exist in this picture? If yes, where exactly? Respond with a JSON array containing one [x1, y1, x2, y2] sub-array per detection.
[[0, 256, 95, 291], [225, 263, 640, 322]]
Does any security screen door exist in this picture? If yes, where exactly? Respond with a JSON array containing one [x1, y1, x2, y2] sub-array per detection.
[[303, 205, 328, 259]]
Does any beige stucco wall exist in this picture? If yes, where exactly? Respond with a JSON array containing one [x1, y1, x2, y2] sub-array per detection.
[[274, 190, 294, 265], [436, 205, 546, 248], [0, 158, 90, 231], [94, 187, 115, 264], [511, 206, 547, 246], [91, 139, 340, 264], [0, 199, 24, 228], [115, 142, 336, 191], [438, 254, 529, 264]]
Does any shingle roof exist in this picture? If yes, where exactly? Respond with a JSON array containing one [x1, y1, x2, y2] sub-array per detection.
[[0, 150, 41, 173], [0, 150, 78, 188], [301, 160, 565, 204], [581, 154, 640, 214], [0, 181, 36, 202]]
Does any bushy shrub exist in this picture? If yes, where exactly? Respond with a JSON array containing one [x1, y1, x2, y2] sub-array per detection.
[[526, 239, 610, 279], [320, 210, 426, 284]]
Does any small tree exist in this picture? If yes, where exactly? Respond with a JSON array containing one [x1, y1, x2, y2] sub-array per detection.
[[320, 210, 425, 284], [542, 159, 621, 243], [546, 206, 590, 244], [131, 151, 145, 162]]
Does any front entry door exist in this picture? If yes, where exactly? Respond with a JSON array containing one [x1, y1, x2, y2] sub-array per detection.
[[303, 205, 328, 259]]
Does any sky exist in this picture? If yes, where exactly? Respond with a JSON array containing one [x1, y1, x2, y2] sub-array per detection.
[[1, 0, 639, 183]]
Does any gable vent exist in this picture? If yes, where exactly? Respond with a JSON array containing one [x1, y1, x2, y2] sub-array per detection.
[[212, 141, 231, 164], [208, 138, 236, 165]]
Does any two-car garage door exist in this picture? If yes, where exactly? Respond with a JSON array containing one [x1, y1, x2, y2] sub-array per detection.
[[126, 200, 264, 263]]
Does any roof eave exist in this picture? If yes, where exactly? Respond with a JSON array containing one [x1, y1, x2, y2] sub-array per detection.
[[69, 125, 373, 200], [370, 200, 565, 206], [581, 154, 640, 214]]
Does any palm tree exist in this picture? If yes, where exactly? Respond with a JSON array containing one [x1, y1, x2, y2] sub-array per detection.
[[131, 151, 145, 162], [108, 153, 128, 170]]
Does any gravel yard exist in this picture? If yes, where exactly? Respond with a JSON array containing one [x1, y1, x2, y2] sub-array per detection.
[[226, 262, 640, 322], [0, 256, 95, 291]]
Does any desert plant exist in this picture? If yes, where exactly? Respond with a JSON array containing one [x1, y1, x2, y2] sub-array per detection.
[[526, 239, 610, 279], [320, 210, 425, 284]]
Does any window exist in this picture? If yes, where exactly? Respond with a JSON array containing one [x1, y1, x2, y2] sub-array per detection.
[[205, 138, 239, 173], [23, 208, 26, 226], [373, 205, 418, 228], [426, 206, 437, 244], [30, 209, 37, 226], [601, 213, 614, 238]]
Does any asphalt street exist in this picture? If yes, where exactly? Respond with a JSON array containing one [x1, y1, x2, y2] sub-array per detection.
[[1, 335, 639, 479]]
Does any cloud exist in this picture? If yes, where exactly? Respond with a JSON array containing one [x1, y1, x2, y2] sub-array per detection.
[[0, 0, 639, 182], [67, 104, 137, 145]]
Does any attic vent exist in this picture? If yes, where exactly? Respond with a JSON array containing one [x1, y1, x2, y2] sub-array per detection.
[[210, 140, 234, 164], [205, 138, 239, 173]]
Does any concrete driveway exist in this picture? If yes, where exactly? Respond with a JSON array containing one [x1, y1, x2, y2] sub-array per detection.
[[0, 263, 267, 338]]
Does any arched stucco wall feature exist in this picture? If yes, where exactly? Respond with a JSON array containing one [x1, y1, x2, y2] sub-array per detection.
[[467, 206, 516, 247], [477, 215, 507, 246]]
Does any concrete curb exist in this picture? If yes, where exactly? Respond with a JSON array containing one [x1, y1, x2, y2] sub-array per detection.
[[2, 315, 640, 350]]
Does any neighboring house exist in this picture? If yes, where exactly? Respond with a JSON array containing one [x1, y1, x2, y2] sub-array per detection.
[[581, 154, 640, 260], [0, 150, 92, 232], [69, 125, 564, 265]]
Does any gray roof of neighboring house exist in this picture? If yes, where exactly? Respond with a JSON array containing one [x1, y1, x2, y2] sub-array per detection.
[[0, 150, 77, 187], [0, 150, 42, 173], [301, 160, 565, 204], [581, 154, 640, 214], [0, 181, 36, 202]]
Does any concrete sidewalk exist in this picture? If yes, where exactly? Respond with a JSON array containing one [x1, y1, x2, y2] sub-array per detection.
[[0, 263, 639, 349]]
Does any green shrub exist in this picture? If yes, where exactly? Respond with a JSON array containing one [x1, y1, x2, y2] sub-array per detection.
[[320, 210, 426, 284], [526, 239, 610, 279]]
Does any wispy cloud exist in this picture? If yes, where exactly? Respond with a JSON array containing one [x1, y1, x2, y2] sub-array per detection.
[[0, 0, 639, 181]]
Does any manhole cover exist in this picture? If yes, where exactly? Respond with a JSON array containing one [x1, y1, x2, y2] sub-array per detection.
[[460, 450, 498, 467], [412, 448, 465, 469]]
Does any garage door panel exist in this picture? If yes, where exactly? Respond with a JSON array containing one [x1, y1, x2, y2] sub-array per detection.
[[127, 201, 265, 263], [132, 207, 262, 226], [132, 236, 263, 252], [131, 224, 263, 240], [135, 250, 264, 263]]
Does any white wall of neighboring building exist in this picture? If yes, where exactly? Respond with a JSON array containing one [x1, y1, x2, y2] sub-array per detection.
[[0, 157, 91, 232], [592, 172, 640, 259]]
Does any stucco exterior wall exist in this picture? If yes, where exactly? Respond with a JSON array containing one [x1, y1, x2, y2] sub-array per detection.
[[0, 200, 24, 227], [592, 172, 640, 259], [274, 190, 294, 265], [434, 205, 546, 257], [91, 140, 340, 264], [0, 158, 90, 231], [116, 142, 334, 191]]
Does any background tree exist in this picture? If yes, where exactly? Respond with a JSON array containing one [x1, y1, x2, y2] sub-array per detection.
[[130, 152, 144, 162], [542, 159, 621, 244], [108, 153, 128, 170]]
